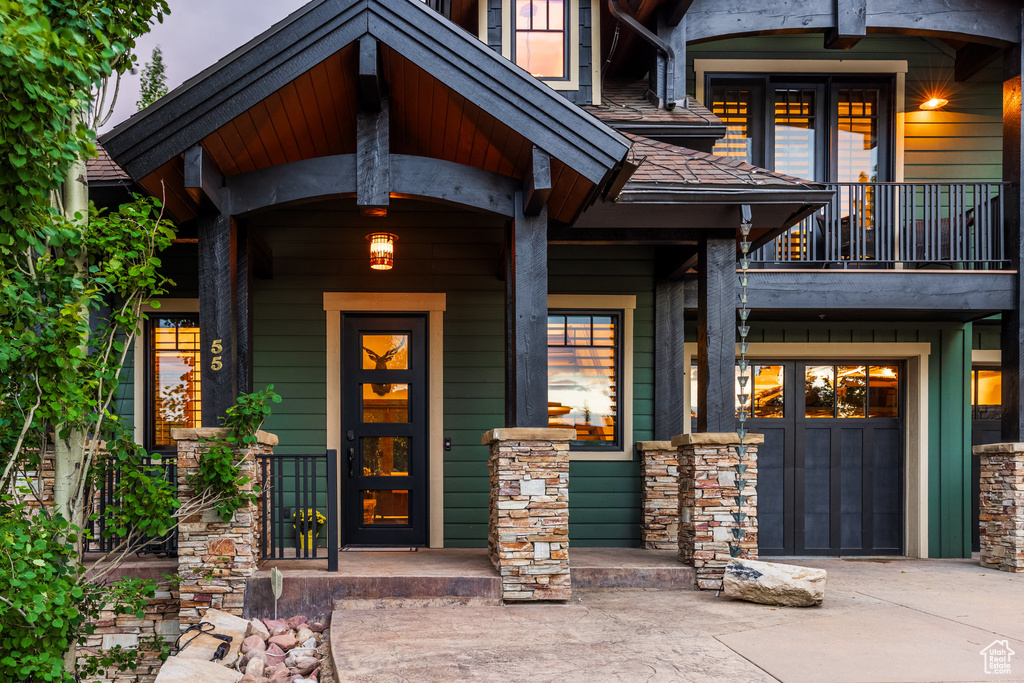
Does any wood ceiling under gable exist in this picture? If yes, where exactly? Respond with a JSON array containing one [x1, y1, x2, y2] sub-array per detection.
[[138, 40, 596, 224]]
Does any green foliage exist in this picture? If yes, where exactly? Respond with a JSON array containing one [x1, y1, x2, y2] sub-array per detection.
[[188, 386, 282, 521], [0, 504, 157, 682], [136, 45, 167, 110]]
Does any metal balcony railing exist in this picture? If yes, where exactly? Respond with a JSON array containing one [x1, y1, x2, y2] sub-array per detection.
[[751, 182, 1009, 269]]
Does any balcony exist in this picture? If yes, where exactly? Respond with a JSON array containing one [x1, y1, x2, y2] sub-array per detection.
[[751, 182, 1009, 270]]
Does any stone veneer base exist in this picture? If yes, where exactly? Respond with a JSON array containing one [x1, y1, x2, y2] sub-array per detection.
[[974, 442, 1024, 572], [637, 441, 679, 549], [486, 428, 572, 601]]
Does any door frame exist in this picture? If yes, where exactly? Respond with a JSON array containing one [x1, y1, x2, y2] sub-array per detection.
[[683, 341, 931, 558], [324, 293, 446, 548]]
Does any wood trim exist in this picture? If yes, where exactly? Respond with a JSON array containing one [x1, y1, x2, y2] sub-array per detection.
[[972, 349, 1001, 366], [134, 299, 201, 445], [323, 292, 446, 547], [549, 294, 636, 461], [590, 0, 601, 105], [682, 341, 931, 558], [694, 58, 909, 183], [478, 0, 487, 43]]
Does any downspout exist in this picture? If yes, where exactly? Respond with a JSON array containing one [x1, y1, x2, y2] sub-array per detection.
[[606, 0, 675, 109]]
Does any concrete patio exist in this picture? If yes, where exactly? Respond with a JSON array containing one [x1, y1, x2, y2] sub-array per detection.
[[327, 556, 1024, 682]]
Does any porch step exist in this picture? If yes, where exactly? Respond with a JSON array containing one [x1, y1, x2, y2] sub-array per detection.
[[569, 548, 696, 590]]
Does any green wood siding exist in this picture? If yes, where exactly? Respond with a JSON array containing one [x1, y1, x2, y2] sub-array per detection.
[[688, 34, 1003, 182]]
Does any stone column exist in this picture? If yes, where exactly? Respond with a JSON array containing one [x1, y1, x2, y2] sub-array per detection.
[[637, 441, 679, 549], [673, 432, 761, 590], [974, 443, 1024, 572], [172, 427, 277, 624], [484, 427, 574, 601]]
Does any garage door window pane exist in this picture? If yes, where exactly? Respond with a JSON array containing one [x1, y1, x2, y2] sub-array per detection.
[[868, 366, 899, 418], [753, 365, 785, 418], [805, 365, 835, 418], [837, 366, 866, 418]]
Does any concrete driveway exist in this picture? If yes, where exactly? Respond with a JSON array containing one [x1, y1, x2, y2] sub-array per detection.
[[329, 557, 1024, 682]]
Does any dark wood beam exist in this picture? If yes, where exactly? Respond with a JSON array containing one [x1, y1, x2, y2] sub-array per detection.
[[524, 146, 551, 216], [656, 246, 698, 280], [183, 145, 226, 212], [956, 43, 1002, 82], [357, 34, 382, 113], [227, 154, 516, 217], [655, 281, 687, 439], [198, 210, 238, 425], [665, 0, 695, 27], [548, 226, 699, 244], [825, 0, 866, 49], [1002, 29, 1024, 442], [506, 191, 548, 428], [235, 221, 253, 396], [697, 236, 735, 434], [250, 229, 274, 280], [357, 95, 390, 216]]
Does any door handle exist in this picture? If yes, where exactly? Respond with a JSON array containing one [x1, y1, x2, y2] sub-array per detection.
[[347, 447, 355, 478]]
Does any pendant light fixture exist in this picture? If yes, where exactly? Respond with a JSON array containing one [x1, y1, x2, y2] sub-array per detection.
[[366, 232, 398, 270]]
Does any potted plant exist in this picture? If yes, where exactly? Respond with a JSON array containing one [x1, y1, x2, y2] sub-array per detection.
[[292, 508, 326, 551]]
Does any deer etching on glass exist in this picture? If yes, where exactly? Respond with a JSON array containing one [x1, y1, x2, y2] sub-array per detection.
[[363, 338, 406, 396]]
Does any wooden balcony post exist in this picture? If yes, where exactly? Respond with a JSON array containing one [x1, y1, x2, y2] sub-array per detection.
[[697, 235, 736, 433], [1001, 26, 1024, 441], [198, 210, 240, 425], [655, 280, 687, 439]]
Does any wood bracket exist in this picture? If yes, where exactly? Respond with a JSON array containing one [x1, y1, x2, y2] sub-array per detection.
[[825, 0, 866, 50], [524, 146, 551, 216], [184, 145, 226, 213], [358, 34, 383, 113]]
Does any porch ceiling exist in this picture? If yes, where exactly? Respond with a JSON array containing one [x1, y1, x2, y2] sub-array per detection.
[[100, 0, 628, 224]]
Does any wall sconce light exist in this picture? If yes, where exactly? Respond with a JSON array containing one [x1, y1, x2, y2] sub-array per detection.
[[920, 97, 948, 111], [367, 232, 398, 270]]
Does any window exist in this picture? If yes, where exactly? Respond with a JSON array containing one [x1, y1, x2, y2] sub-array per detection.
[[689, 363, 786, 419], [147, 316, 202, 452], [548, 312, 620, 448], [708, 75, 892, 184], [805, 364, 898, 419], [972, 368, 1002, 420], [512, 0, 569, 80]]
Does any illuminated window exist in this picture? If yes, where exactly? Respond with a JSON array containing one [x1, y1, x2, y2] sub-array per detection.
[[547, 312, 619, 448], [972, 368, 1002, 420], [513, 0, 568, 79], [691, 363, 786, 419], [148, 316, 202, 451], [805, 364, 898, 419]]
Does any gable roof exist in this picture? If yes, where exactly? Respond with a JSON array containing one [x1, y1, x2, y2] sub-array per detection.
[[100, 0, 629, 190]]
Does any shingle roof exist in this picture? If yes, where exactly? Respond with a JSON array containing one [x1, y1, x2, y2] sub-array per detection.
[[584, 80, 724, 126], [624, 134, 818, 188], [87, 145, 131, 183]]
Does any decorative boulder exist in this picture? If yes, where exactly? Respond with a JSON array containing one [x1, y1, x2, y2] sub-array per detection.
[[723, 559, 826, 607]]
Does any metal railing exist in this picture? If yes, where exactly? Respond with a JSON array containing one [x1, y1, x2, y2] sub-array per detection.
[[751, 182, 1008, 269], [86, 456, 178, 556], [258, 450, 338, 571]]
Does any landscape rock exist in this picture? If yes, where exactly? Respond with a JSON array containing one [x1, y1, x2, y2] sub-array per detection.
[[241, 635, 266, 654], [239, 648, 266, 669], [262, 618, 288, 632], [285, 615, 308, 630], [240, 675, 264, 683], [265, 643, 287, 666], [154, 655, 242, 683], [295, 627, 314, 643], [268, 669, 293, 683], [286, 647, 317, 660], [723, 559, 826, 607], [307, 622, 327, 633], [301, 637, 317, 649], [269, 633, 298, 651], [295, 657, 319, 676], [244, 655, 266, 678], [247, 619, 271, 641]]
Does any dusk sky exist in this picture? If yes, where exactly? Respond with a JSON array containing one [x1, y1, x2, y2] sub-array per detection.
[[102, 0, 310, 132]]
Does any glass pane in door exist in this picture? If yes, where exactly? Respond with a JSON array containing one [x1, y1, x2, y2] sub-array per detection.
[[774, 89, 817, 179], [362, 490, 410, 525], [805, 365, 836, 418], [361, 437, 410, 476], [361, 334, 409, 370]]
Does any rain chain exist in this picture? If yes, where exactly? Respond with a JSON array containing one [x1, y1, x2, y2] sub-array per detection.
[[731, 205, 754, 559]]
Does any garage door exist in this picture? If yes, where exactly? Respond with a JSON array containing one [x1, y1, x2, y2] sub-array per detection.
[[746, 362, 904, 556]]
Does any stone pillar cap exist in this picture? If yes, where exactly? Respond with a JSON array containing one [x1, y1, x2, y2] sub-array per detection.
[[482, 428, 576, 445], [972, 442, 1024, 454], [170, 427, 279, 447], [635, 440, 674, 451], [671, 432, 764, 447]]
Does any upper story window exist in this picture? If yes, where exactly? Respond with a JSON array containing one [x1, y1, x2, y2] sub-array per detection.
[[972, 367, 1002, 420], [547, 311, 620, 449], [147, 316, 202, 452], [513, 0, 569, 79], [707, 75, 893, 184]]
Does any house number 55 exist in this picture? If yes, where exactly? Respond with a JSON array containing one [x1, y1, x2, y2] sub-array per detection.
[[211, 339, 223, 371]]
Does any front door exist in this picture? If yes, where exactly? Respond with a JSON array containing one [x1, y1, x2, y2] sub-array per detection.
[[341, 315, 428, 546]]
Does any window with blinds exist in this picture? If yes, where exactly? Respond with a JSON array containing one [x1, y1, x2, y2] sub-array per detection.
[[149, 316, 202, 451], [547, 312, 620, 447], [710, 85, 758, 164]]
